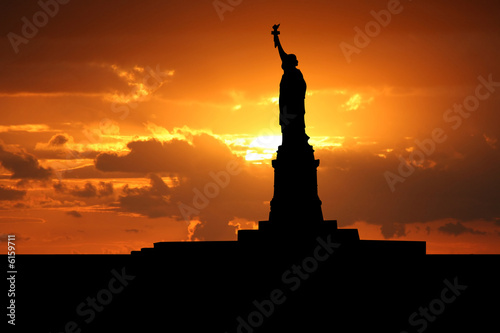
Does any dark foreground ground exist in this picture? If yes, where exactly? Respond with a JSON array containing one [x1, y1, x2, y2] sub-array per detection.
[[4, 234, 500, 332]]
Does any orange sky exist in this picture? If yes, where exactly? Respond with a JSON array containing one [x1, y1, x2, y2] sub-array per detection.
[[1, 0, 499, 254]]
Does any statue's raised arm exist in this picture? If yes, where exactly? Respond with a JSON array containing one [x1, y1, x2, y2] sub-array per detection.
[[272, 24, 287, 63], [270, 24, 307, 146]]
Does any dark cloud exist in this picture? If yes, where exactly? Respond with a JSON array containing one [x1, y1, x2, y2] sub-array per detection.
[[425, 226, 431, 235], [118, 174, 173, 218], [53, 181, 114, 198], [70, 182, 97, 198], [33, 134, 95, 161], [148, 174, 169, 196], [438, 221, 486, 236], [95, 134, 240, 175], [95, 134, 236, 175], [103, 128, 500, 241], [0, 145, 52, 179], [32, 148, 92, 161], [66, 210, 82, 218], [109, 134, 264, 240], [95, 139, 192, 173], [53, 181, 66, 193], [98, 181, 114, 197], [380, 223, 406, 239], [124, 229, 140, 233], [0, 185, 26, 200], [54, 165, 141, 179], [317, 133, 500, 230], [48, 134, 69, 146], [13, 202, 29, 209]]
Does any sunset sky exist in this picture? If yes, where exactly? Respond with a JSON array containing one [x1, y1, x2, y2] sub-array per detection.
[[1, 0, 499, 254]]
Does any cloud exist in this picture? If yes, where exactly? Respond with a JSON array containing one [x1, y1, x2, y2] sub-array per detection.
[[13, 202, 29, 209], [316, 132, 500, 230], [339, 93, 374, 112], [95, 139, 193, 173], [380, 223, 406, 239], [97, 182, 114, 197], [118, 174, 173, 218], [66, 210, 82, 218], [0, 145, 52, 179], [95, 133, 236, 175], [49, 134, 69, 146], [106, 132, 266, 240], [0, 124, 51, 133], [93, 124, 500, 242], [0, 217, 45, 223], [53, 182, 66, 193], [70, 182, 99, 198], [0, 61, 131, 95], [438, 221, 486, 236], [106, 64, 174, 104], [33, 134, 88, 161], [54, 181, 114, 198], [0, 185, 26, 201]]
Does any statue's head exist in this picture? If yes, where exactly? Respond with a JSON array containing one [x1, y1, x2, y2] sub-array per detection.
[[282, 54, 298, 70]]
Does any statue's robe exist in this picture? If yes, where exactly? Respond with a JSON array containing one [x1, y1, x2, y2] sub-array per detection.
[[279, 66, 307, 145]]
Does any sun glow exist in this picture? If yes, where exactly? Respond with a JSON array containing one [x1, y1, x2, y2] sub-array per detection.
[[241, 135, 349, 162], [244, 135, 281, 162]]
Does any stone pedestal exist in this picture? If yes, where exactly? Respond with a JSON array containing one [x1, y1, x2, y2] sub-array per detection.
[[269, 142, 323, 226]]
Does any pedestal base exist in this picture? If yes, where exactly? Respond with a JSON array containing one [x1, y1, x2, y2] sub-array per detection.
[[237, 219, 425, 256], [269, 143, 323, 225]]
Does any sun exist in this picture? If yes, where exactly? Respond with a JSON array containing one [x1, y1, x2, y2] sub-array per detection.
[[244, 135, 282, 163]]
